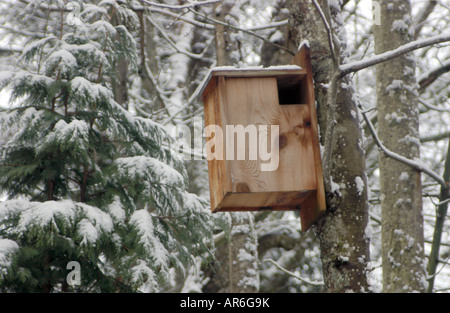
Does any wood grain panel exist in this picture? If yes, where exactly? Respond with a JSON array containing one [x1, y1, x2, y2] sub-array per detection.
[[202, 49, 326, 231]]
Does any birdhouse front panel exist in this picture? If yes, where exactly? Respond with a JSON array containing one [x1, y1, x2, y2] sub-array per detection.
[[222, 76, 317, 194]]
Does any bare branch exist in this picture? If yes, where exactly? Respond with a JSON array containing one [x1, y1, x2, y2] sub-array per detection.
[[189, 9, 295, 56], [0, 47, 22, 56], [421, 130, 450, 143], [263, 259, 324, 287], [360, 104, 446, 187], [414, 0, 437, 39], [419, 98, 450, 113], [147, 7, 215, 29], [312, 0, 336, 62], [247, 20, 289, 31], [145, 15, 207, 60], [418, 59, 450, 91], [146, 7, 288, 31], [339, 33, 450, 77]]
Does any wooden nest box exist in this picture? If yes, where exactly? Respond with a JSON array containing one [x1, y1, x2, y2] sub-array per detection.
[[201, 46, 326, 231]]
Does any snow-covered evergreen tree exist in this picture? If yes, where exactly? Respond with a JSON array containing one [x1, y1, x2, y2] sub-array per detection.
[[0, 0, 214, 292]]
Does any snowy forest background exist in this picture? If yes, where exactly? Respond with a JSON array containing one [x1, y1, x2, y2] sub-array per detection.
[[0, 0, 449, 293]]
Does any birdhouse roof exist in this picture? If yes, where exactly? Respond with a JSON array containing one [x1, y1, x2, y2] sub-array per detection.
[[197, 65, 305, 100]]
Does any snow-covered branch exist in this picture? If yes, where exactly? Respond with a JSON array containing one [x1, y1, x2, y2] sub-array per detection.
[[339, 33, 450, 77], [0, 47, 22, 56], [360, 104, 446, 187], [138, 0, 221, 10], [0, 25, 46, 39]]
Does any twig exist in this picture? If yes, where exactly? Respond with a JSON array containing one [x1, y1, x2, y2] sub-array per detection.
[[419, 98, 450, 113], [359, 104, 446, 187], [312, 0, 336, 62], [418, 59, 450, 91], [138, 0, 221, 10], [414, 0, 437, 39], [435, 197, 450, 206], [148, 7, 215, 29], [247, 20, 289, 31], [189, 9, 295, 56], [427, 255, 450, 281], [146, 15, 206, 60], [146, 7, 288, 31], [141, 61, 174, 116], [162, 61, 216, 126], [421, 130, 450, 143], [263, 259, 324, 287]]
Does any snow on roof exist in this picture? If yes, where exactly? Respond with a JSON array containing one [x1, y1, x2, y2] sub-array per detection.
[[210, 64, 303, 74], [196, 64, 305, 100]]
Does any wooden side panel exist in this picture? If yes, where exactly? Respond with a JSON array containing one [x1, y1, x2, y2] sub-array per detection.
[[203, 77, 232, 212], [291, 45, 327, 231], [216, 77, 233, 198]]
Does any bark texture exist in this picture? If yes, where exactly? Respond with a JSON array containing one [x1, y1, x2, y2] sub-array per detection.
[[260, 0, 297, 67], [287, 0, 371, 292], [203, 1, 259, 293], [373, 0, 426, 293], [214, 1, 241, 66]]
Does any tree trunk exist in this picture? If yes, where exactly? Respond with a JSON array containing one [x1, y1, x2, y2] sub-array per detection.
[[426, 138, 450, 292], [287, 0, 371, 292], [227, 214, 259, 292], [373, 0, 426, 293], [214, 1, 241, 66], [260, 0, 297, 67], [203, 213, 259, 293], [136, 9, 164, 112], [203, 1, 259, 293], [111, 11, 129, 110]]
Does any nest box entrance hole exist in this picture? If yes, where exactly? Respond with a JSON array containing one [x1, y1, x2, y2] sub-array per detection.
[[276, 75, 308, 106]]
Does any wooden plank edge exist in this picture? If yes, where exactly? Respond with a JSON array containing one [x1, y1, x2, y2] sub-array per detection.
[[291, 45, 327, 231]]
